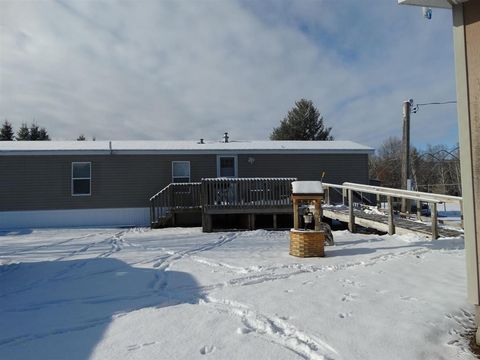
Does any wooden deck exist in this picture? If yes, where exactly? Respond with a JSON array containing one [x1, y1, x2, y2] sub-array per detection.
[[323, 206, 463, 239], [149, 179, 463, 238], [201, 178, 296, 232]]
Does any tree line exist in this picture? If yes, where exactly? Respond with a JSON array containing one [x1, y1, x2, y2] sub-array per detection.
[[0, 120, 94, 141], [369, 137, 461, 196], [0, 120, 50, 141]]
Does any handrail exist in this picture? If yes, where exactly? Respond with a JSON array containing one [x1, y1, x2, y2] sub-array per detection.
[[150, 182, 202, 227], [149, 183, 171, 202], [342, 182, 462, 204], [322, 181, 463, 239]]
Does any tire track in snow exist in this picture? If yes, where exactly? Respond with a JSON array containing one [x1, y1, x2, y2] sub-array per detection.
[[196, 246, 446, 293], [0, 231, 116, 258], [1, 231, 129, 298], [149, 232, 239, 292], [54, 230, 129, 262], [0, 316, 111, 347], [201, 296, 338, 360]]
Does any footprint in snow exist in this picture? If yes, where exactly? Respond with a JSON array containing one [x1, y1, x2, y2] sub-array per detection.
[[338, 312, 352, 319], [341, 293, 358, 302], [200, 345, 216, 355], [236, 327, 252, 335]]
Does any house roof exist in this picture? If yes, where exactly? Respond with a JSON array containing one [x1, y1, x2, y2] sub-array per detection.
[[0, 140, 374, 156], [398, 0, 469, 9]]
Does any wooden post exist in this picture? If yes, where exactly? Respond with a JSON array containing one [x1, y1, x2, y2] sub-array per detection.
[[202, 213, 212, 233], [416, 200, 422, 221], [460, 199, 464, 229], [431, 202, 438, 240], [388, 195, 395, 235], [293, 198, 299, 230], [273, 214, 277, 230], [325, 187, 330, 205], [314, 200, 321, 231], [342, 188, 346, 206], [376, 194, 381, 210], [249, 214, 256, 230], [348, 189, 355, 233], [150, 200, 154, 228]]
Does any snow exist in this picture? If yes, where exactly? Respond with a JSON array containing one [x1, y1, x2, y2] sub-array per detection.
[[0, 140, 374, 155], [0, 227, 476, 359], [292, 181, 324, 194]]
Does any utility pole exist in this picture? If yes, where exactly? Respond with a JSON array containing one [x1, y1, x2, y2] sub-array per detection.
[[401, 100, 411, 213]]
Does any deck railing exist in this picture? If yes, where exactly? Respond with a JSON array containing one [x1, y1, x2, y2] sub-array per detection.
[[201, 177, 297, 209], [150, 182, 201, 226]]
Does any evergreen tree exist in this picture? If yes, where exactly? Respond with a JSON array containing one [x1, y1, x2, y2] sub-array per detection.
[[77, 134, 86, 141], [270, 99, 333, 140], [16, 123, 30, 140], [38, 127, 50, 140], [29, 123, 40, 140], [0, 120, 14, 140]]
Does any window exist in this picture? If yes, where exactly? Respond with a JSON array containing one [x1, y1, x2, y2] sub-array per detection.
[[172, 161, 190, 183], [72, 162, 91, 196], [217, 156, 237, 177]]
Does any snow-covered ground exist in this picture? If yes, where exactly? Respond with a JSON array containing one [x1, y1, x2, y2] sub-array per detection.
[[0, 227, 476, 360]]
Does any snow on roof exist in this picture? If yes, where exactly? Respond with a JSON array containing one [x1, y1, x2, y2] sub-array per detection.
[[292, 181, 324, 194], [0, 140, 374, 155]]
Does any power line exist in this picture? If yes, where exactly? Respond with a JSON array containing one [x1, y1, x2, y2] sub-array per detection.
[[412, 100, 457, 113]]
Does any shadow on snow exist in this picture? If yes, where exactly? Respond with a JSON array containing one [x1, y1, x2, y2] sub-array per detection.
[[0, 258, 200, 360]]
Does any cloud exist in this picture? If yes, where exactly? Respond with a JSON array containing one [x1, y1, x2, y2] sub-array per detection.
[[0, 0, 458, 148]]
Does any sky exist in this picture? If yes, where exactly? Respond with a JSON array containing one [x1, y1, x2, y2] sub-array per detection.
[[0, 0, 458, 149]]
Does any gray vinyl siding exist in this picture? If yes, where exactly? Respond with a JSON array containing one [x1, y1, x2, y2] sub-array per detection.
[[237, 154, 369, 184], [0, 155, 216, 211], [0, 153, 368, 211]]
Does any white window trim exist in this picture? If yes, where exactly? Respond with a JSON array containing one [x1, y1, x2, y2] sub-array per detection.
[[71, 162, 91, 196], [216, 155, 238, 178], [172, 161, 191, 183]]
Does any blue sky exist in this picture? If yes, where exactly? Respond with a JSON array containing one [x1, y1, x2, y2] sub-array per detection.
[[0, 0, 458, 149]]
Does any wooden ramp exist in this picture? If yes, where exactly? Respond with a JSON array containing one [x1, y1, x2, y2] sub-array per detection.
[[323, 207, 463, 239]]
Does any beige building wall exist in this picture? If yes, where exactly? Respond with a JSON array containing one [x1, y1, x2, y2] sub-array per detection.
[[453, 1, 480, 304]]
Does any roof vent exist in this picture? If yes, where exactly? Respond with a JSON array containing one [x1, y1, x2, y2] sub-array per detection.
[[224, 132, 229, 143], [198, 138, 204, 144]]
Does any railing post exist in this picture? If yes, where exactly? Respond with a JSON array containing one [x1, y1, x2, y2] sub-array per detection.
[[342, 188, 346, 206], [376, 193, 381, 210], [431, 202, 438, 240], [314, 199, 321, 231], [388, 195, 395, 235], [150, 199, 154, 228], [460, 199, 464, 229], [416, 200, 422, 221], [348, 189, 355, 233], [293, 198, 299, 230], [325, 186, 330, 205]]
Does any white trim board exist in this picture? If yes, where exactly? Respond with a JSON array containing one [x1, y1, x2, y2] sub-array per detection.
[[0, 207, 150, 229]]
